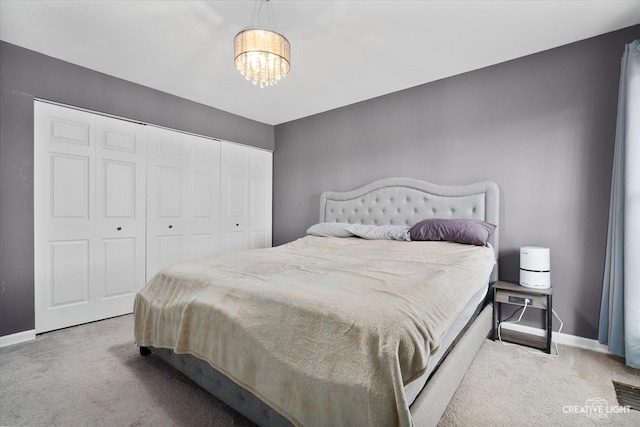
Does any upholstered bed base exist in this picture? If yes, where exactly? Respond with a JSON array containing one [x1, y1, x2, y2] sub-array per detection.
[[138, 178, 499, 426], [140, 304, 492, 427], [140, 347, 292, 426], [410, 304, 492, 426]]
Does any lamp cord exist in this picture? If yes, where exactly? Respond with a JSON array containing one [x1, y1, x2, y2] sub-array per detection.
[[497, 303, 564, 357]]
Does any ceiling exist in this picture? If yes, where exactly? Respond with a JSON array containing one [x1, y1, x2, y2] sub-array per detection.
[[2, 1, 639, 125]]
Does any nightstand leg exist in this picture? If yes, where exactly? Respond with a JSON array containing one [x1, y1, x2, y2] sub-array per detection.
[[546, 294, 552, 354], [493, 287, 500, 341]]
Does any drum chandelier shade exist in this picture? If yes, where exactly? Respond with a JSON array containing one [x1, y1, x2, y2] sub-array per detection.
[[234, 27, 290, 88]]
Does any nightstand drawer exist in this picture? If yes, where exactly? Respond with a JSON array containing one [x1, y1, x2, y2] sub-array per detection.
[[494, 290, 547, 309]]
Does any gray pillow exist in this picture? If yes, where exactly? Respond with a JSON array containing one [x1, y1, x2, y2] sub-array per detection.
[[345, 224, 411, 241], [306, 222, 354, 237], [409, 218, 496, 246]]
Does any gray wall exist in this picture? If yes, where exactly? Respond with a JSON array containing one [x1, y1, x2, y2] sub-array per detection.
[[3, 24, 638, 340], [273, 25, 640, 340], [0, 41, 274, 336]]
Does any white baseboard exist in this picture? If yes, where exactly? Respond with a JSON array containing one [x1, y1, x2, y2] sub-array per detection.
[[500, 323, 612, 354], [0, 329, 36, 347]]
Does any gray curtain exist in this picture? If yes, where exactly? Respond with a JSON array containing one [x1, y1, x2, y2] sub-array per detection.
[[598, 39, 640, 369]]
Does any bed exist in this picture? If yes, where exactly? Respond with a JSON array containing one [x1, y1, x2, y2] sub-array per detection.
[[135, 177, 500, 427]]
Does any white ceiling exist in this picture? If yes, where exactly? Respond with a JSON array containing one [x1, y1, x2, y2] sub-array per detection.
[[2, 1, 639, 125]]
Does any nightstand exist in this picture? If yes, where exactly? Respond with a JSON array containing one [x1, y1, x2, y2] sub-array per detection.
[[492, 280, 553, 354]]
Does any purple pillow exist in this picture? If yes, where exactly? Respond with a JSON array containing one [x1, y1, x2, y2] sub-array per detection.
[[409, 218, 496, 246]]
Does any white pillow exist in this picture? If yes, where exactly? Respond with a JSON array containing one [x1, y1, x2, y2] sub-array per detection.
[[306, 222, 354, 237], [345, 224, 410, 241]]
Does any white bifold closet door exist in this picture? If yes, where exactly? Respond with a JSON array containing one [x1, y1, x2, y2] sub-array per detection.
[[145, 127, 221, 279], [35, 102, 270, 333], [220, 142, 272, 252], [34, 102, 146, 333]]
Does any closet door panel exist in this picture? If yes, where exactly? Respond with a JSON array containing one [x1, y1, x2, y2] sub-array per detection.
[[146, 127, 188, 279], [248, 150, 272, 249], [48, 240, 90, 306], [187, 136, 221, 260], [226, 232, 248, 253], [249, 177, 267, 229], [35, 102, 97, 333], [102, 160, 136, 217], [102, 237, 136, 297], [220, 142, 272, 252], [157, 235, 184, 269], [101, 127, 137, 152], [227, 175, 247, 217], [35, 102, 147, 333], [225, 173, 248, 234], [250, 231, 267, 250], [221, 143, 249, 252], [95, 115, 146, 305], [158, 167, 184, 217], [189, 171, 216, 259], [191, 171, 213, 218], [146, 129, 220, 279], [189, 234, 215, 259], [47, 116, 91, 148], [50, 153, 91, 220]]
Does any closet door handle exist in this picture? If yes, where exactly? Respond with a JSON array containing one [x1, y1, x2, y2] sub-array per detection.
[[236, 223, 239, 227], [117, 227, 122, 231], [168, 225, 173, 229]]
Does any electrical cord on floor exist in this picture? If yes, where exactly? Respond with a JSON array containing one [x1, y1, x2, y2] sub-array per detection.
[[497, 302, 564, 357], [551, 308, 564, 356]]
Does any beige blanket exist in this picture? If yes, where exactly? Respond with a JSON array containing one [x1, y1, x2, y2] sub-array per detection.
[[134, 236, 495, 427]]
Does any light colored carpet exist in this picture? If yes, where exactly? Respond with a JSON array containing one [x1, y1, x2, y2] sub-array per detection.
[[1, 314, 638, 426], [0, 315, 252, 427], [439, 339, 640, 426]]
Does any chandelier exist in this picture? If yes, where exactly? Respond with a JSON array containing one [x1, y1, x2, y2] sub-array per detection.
[[234, 0, 290, 88]]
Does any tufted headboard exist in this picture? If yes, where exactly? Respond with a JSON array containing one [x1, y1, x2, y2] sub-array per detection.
[[319, 177, 499, 282]]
